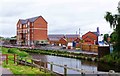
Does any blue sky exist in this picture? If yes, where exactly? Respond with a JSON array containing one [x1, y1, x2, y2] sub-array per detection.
[[0, 0, 119, 37]]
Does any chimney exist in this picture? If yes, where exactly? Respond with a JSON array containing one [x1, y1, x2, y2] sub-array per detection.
[[97, 27, 100, 36]]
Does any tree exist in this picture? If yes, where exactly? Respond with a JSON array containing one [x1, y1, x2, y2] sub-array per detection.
[[103, 34, 109, 42], [11, 36, 16, 38], [110, 31, 117, 43], [104, 2, 120, 51]]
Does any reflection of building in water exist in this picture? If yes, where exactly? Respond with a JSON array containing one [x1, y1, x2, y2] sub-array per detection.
[[81, 60, 97, 71], [30, 53, 48, 68], [81, 60, 97, 67]]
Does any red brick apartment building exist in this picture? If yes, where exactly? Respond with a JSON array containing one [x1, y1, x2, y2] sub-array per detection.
[[16, 16, 48, 46]]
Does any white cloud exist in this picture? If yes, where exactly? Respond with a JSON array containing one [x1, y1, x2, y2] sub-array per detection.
[[0, 0, 120, 37]]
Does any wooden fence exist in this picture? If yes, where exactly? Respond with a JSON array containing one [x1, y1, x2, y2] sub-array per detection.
[[81, 44, 98, 53], [0, 54, 17, 64], [16, 56, 98, 76], [1, 54, 118, 75]]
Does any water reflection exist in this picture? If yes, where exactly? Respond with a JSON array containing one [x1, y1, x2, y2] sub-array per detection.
[[30, 53, 97, 74]]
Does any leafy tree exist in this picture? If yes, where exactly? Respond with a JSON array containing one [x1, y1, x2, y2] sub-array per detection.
[[11, 36, 16, 38], [103, 34, 109, 42], [104, 2, 120, 51], [110, 31, 117, 43]]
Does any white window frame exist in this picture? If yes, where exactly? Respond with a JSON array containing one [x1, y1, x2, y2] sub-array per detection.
[[20, 24, 22, 28], [28, 22, 30, 25]]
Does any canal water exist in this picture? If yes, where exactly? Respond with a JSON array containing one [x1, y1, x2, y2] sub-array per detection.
[[30, 53, 120, 74]]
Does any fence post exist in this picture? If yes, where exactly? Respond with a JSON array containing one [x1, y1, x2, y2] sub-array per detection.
[[44, 62, 47, 73], [17, 55, 19, 65], [6, 54, 8, 64], [39, 59, 41, 71], [25, 58, 27, 66], [50, 62, 53, 71], [64, 65, 67, 76], [20, 57, 23, 64], [31, 59, 33, 69], [14, 54, 16, 64]]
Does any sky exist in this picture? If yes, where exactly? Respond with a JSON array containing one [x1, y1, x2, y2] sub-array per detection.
[[0, 0, 120, 37]]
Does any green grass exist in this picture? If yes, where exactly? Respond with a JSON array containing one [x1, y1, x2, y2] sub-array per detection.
[[3, 60, 50, 75], [2, 47, 53, 75]]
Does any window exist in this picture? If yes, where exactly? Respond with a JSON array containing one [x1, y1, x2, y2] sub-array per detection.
[[28, 22, 30, 25], [17, 24, 19, 28], [28, 29, 29, 33], [26, 30, 27, 33], [26, 24, 27, 27], [28, 34, 29, 40], [20, 24, 22, 28]]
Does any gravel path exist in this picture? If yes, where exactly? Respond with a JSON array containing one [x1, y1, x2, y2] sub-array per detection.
[[0, 53, 13, 75], [0, 66, 13, 74]]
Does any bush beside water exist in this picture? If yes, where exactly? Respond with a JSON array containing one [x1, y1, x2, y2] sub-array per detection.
[[3, 47, 29, 57], [21, 48, 98, 61], [100, 51, 120, 65]]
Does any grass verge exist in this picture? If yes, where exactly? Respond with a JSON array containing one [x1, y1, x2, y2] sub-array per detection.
[[1, 47, 53, 75]]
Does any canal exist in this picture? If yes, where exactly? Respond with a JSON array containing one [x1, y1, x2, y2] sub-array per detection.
[[30, 53, 120, 74]]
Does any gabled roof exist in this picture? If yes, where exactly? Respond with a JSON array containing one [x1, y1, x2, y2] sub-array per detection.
[[48, 34, 64, 38], [48, 34, 64, 41], [19, 16, 47, 24], [48, 34, 80, 42], [82, 31, 99, 38], [48, 38, 60, 41], [29, 16, 39, 22], [65, 34, 80, 38], [92, 32, 99, 36], [19, 19, 28, 24]]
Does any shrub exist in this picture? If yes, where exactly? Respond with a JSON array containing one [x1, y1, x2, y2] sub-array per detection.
[[8, 48, 20, 54], [19, 51, 29, 57], [8, 48, 29, 57], [2, 47, 9, 53]]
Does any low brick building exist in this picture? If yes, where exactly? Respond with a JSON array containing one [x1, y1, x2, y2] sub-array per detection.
[[16, 16, 48, 46], [82, 31, 99, 45], [48, 34, 80, 46], [48, 34, 65, 46]]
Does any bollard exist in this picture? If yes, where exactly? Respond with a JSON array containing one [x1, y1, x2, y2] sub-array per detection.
[[64, 65, 67, 76], [50, 62, 53, 71], [108, 70, 115, 76], [81, 69, 85, 75]]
